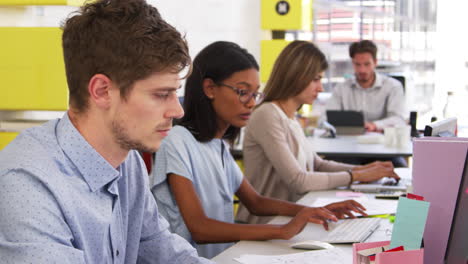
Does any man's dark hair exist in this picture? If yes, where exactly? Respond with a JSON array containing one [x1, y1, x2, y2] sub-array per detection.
[[62, 0, 190, 113], [179, 41, 259, 143], [349, 40, 377, 60]]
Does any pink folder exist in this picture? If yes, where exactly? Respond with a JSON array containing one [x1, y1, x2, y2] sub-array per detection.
[[353, 241, 424, 264], [412, 137, 468, 264]]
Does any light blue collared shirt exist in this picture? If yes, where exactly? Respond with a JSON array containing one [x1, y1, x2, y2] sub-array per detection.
[[151, 126, 243, 259], [0, 113, 211, 264]]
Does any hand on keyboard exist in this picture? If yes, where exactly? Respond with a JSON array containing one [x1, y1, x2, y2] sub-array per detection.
[[351, 161, 400, 183], [356, 161, 394, 170], [280, 207, 338, 239], [281, 200, 371, 240], [324, 200, 368, 219], [382, 178, 400, 186]]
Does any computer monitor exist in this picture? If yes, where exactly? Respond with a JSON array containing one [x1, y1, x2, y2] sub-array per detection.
[[444, 150, 468, 264], [412, 137, 468, 264], [423, 117, 457, 137]]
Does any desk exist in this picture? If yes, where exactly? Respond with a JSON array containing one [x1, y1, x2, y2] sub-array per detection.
[[212, 190, 399, 263], [212, 168, 411, 262], [231, 134, 413, 161], [308, 135, 412, 158]]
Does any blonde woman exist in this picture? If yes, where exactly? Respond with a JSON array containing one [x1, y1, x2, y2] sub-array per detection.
[[236, 41, 400, 224]]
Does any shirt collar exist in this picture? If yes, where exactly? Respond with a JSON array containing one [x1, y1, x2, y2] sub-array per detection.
[[57, 112, 121, 192], [351, 72, 382, 90]]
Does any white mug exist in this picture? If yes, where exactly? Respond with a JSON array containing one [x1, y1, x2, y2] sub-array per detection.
[[395, 125, 411, 149], [384, 127, 397, 147]]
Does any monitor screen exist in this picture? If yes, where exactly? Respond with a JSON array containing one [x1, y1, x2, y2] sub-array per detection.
[[444, 150, 468, 264], [424, 117, 457, 137]]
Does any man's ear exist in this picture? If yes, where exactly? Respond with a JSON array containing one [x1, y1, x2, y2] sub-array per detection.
[[88, 74, 113, 109], [202, 78, 217, 99]]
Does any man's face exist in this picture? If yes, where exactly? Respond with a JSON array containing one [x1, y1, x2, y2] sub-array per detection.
[[352, 52, 377, 84], [110, 72, 184, 152]]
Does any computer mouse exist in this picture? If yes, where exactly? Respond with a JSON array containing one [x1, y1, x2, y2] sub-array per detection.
[[290, 240, 334, 250]]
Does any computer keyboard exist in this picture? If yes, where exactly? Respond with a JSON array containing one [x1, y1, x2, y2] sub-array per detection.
[[322, 218, 381, 243]]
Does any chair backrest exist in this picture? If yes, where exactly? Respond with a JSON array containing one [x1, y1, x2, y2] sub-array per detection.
[[141, 151, 154, 174], [388, 75, 406, 94]]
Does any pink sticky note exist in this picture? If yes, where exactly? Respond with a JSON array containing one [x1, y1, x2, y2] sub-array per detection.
[[336, 191, 364, 198], [465, 188, 468, 195]]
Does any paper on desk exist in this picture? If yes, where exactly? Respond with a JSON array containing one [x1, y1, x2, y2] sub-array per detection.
[[311, 197, 398, 216], [390, 197, 430, 250], [233, 248, 349, 264], [336, 191, 364, 197]]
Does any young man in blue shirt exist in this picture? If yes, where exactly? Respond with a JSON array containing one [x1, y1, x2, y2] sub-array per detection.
[[0, 0, 211, 263]]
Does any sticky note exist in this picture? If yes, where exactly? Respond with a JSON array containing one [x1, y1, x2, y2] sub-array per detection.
[[390, 197, 430, 250]]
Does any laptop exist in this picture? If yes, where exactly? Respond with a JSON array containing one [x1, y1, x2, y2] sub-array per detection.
[[350, 177, 411, 193], [350, 168, 412, 193], [326, 110, 365, 135]]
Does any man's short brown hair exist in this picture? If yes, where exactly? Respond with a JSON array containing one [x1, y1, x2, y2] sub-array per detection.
[[349, 40, 377, 60], [62, 0, 190, 112]]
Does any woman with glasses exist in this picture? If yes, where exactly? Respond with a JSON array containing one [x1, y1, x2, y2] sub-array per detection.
[[236, 41, 400, 225], [150, 41, 366, 258]]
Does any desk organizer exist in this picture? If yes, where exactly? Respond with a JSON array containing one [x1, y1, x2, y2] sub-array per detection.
[[353, 241, 424, 264]]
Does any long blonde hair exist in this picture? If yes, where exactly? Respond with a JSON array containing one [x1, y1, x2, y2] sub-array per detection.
[[262, 41, 328, 103]]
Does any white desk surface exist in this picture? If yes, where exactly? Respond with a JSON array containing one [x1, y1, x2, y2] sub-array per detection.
[[212, 167, 411, 263], [308, 134, 413, 158]]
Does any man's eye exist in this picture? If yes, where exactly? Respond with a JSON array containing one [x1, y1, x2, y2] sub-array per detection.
[[155, 93, 170, 99]]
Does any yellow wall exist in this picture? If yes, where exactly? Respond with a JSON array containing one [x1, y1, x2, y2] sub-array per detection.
[[260, 40, 290, 83], [0, 0, 85, 6], [0, 132, 18, 150], [261, 0, 312, 31], [0, 27, 68, 110]]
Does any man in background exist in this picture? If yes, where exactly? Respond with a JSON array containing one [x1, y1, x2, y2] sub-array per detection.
[[327, 40, 407, 132], [326, 40, 407, 167]]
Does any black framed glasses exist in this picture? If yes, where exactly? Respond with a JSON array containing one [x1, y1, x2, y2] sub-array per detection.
[[218, 83, 264, 104]]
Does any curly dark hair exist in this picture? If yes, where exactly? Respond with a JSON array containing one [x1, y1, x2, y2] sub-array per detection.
[[62, 0, 191, 112]]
